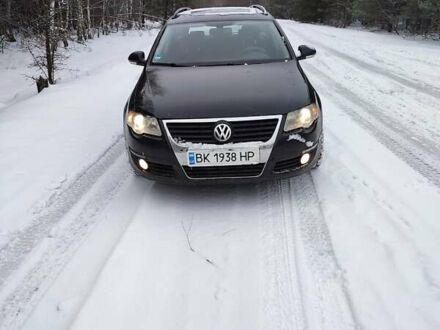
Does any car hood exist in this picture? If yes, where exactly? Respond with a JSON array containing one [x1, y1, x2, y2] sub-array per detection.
[[132, 61, 312, 119]]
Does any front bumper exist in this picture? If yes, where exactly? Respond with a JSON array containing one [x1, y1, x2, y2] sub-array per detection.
[[124, 114, 322, 185]]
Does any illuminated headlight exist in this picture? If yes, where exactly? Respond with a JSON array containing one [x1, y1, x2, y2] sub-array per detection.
[[284, 104, 319, 132], [126, 111, 162, 136]]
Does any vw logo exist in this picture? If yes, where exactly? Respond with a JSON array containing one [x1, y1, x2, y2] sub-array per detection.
[[213, 122, 232, 143]]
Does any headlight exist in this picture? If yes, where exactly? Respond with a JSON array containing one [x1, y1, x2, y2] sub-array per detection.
[[126, 111, 162, 137], [284, 103, 319, 132]]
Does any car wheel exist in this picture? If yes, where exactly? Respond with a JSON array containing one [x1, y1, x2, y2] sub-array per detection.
[[312, 134, 324, 169]]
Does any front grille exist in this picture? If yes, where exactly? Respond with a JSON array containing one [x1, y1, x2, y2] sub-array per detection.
[[166, 118, 279, 144], [183, 164, 265, 179]]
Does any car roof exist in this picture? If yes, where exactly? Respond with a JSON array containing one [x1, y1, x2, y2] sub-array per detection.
[[167, 6, 274, 25]]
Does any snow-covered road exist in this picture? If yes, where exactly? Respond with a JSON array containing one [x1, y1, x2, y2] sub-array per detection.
[[1, 22, 440, 330]]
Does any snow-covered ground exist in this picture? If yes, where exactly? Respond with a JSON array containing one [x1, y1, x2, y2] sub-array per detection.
[[1, 21, 440, 330]]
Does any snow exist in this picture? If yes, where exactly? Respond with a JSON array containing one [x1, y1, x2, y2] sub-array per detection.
[[1, 21, 440, 330], [0, 43, 35, 110], [0, 31, 155, 234], [287, 133, 314, 147]]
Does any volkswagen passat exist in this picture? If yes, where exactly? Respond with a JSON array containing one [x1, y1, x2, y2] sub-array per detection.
[[124, 5, 323, 184]]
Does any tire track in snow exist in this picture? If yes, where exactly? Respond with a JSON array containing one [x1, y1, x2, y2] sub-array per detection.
[[260, 182, 306, 330], [0, 155, 131, 330], [306, 65, 440, 188], [285, 174, 359, 330], [261, 176, 359, 330], [0, 136, 125, 288], [285, 25, 440, 100]]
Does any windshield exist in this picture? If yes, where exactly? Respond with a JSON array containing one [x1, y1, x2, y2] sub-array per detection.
[[152, 20, 291, 66]]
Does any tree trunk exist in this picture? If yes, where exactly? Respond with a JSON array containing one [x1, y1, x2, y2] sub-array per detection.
[[86, 0, 92, 38], [76, 0, 86, 41], [5, 0, 16, 42], [44, 0, 56, 85], [45, 29, 55, 85], [102, 0, 107, 35], [139, 0, 144, 27], [65, 0, 70, 30]]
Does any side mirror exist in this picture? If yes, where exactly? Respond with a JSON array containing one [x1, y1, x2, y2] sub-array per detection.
[[297, 45, 316, 60], [128, 51, 146, 66]]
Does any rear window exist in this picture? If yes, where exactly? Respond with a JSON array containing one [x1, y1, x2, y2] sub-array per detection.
[[152, 20, 291, 66]]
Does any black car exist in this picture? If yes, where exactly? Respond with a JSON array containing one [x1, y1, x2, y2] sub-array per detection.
[[124, 5, 323, 184]]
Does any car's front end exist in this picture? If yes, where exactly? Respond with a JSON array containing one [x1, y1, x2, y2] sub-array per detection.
[[124, 99, 323, 185], [124, 6, 323, 185]]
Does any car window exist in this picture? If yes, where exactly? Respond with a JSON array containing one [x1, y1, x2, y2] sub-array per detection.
[[152, 20, 291, 66]]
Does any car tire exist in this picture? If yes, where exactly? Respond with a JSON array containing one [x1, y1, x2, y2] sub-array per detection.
[[312, 134, 324, 169]]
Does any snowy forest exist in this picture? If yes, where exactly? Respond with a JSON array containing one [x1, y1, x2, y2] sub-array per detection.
[[1, 0, 439, 43], [0, 0, 438, 90], [269, 0, 440, 33]]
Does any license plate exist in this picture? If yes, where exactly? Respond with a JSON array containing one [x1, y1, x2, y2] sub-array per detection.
[[187, 147, 260, 167]]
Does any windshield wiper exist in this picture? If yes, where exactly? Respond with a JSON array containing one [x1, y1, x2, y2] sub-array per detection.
[[196, 62, 246, 67], [152, 62, 253, 67], [152, 62, 191, 67]]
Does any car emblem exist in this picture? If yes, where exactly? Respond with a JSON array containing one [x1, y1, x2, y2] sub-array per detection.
[[214, 123, 232, 142]]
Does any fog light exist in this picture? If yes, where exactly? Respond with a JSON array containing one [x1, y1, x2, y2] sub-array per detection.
[[300, 153, 310, 165], [138, 159, 149, 170]]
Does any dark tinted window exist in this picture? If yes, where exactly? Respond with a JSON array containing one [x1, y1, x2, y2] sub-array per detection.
[[152, 20, 291, 66]]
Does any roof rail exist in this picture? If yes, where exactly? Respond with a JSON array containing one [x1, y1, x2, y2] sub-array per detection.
[[250, 4, 268, 15], [171, 7, 191, 19]]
